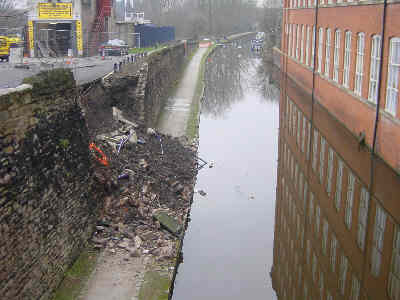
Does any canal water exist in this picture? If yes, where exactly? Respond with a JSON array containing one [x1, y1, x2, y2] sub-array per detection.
[[172, 43, 279, 299]]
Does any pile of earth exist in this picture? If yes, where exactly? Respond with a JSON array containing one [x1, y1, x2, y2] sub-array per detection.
[[88, 109, 199, 260]]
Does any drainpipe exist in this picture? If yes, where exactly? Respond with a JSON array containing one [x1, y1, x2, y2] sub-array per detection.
[[308, 0, 319, 171], [371, 0, 388, 169], [362, 0, 388, 291]]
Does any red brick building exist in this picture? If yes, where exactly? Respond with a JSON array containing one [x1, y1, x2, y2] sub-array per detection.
[[271, 0, 400, 299]]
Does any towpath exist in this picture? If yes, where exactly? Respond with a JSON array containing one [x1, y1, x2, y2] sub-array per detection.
[[157, 47, 208, 137]]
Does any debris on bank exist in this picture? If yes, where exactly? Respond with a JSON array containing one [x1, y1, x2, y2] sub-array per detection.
[[87, 106, 199, 297]]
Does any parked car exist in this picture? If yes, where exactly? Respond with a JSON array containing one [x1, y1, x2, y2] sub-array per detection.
[[99, 39, 129, 56]]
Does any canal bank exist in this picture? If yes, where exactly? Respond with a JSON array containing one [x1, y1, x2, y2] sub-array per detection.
[[171, 40, 280, 299]]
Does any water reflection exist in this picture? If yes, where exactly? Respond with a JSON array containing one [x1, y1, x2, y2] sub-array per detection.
[[172, 42, 279, 300], [272, 70, 400, 300], [202, 41, 259, 118], [255, 61, 280, 102]]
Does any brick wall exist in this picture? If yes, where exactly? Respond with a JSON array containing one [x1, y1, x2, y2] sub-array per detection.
[[0, 69, 100, 300]]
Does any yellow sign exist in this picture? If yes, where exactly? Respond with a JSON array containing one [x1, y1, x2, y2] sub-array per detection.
[[76, 21, 83, 52], [28, 21, 34, 50], [38, 3, 73, 19]]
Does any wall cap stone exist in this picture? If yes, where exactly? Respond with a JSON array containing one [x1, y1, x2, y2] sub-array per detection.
[[0, 84, 33, 97]]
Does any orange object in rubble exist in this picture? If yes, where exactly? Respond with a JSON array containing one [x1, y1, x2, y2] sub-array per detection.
[[89, 142, 109, 166]]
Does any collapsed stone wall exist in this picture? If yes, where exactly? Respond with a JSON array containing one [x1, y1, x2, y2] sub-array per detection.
[[97, 41, 198, 129], [0, 69, 101, 300], [0, 41, 198, 300]]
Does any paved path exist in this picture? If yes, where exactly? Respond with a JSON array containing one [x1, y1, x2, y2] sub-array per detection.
[[80, 250, 145, 300], [157, 47, 208, 137]]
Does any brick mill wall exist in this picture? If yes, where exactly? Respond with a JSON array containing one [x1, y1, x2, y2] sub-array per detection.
[[0, 69, 100, 300]]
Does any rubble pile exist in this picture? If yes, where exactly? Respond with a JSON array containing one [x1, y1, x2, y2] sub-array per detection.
[[88, 108, 198, 261]]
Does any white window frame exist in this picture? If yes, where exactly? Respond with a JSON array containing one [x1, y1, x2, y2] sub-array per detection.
[[345, 171, 355, 229], [309, 192, 314, 224], [298, 266, 303, 288], [293, 25, 298, 59], [319, 136, 326, 183], [312, 253, 317, 282], [311, 26, 316, 69], [304, 283, 308, 300], [289, 24, 293, 57], [326, 147, 334, 195], [312, 129, 319, 172], [354, 32, 365, 96], [325, 28, 331, 77], [300, 25, 305, 63], [389, 226, 400, 300], [306, 25, 310, 66], [343, 31, 352, 88], [339, 255, 348, 295], [372, 204, 387, 277], [303, 181, 308, 212], [351, 276, 360, 300], [322, 219, 329, 255], [331, 234, 337, 272], [297, 110, 301, 145], [368, 35, 381, 103], [335, 159, 344, 210], [318, 27, 324, 73], [316, 205, 321, 234], [302, 116, 306, 152], [307, 239, 311, 265], [320, 271, 324, 299], [292, 105, 296, 136], [333, 29, 341, 82], [357, 187, 369, 250], [385, 37, 400, 116], [296, 24, 301, 60], [307, 121, 311, 160], [299, 171, 304, 199]]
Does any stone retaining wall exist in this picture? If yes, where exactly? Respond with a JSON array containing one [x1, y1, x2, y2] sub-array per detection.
[[0, 69, 101, 300]]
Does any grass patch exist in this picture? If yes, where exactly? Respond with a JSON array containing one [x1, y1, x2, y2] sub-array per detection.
[[129, 47, 156, 54], [51, 247, 98, 300], [129, 45, 167, 54], [138, 271, 171, 300], [185, 44, 216, 140]]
